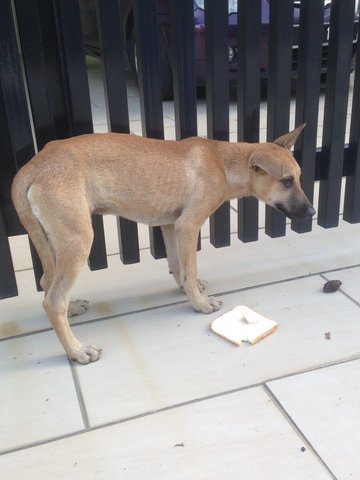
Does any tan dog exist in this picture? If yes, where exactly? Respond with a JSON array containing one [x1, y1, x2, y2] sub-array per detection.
[[11, 124, 315, 364]]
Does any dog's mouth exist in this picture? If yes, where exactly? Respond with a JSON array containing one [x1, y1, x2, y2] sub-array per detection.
[[274, 202, 316, 220]]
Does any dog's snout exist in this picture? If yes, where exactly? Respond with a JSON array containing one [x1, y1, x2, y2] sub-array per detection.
[[305, 204, 316, 218], [274, 201, 316, 220], [298, 202, 316, 220]]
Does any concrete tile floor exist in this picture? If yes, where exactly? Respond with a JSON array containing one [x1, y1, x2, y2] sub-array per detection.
[[1, 60, 359, 479]]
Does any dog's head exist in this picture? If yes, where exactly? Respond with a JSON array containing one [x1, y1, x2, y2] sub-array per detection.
[[249, 124, 315, 220]]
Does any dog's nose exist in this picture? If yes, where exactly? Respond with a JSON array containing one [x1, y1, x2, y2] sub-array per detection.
[[306, 205, 316, 217]]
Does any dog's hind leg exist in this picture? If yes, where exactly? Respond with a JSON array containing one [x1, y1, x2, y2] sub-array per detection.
[[36, 243, 88, 317], [42, 237, 101, 363], [161, 224, 208, 293], [67, 299, 90, 317], [37, 241, 89, 319], [27, 186, 89, 318], [40, 208, 101, 364]]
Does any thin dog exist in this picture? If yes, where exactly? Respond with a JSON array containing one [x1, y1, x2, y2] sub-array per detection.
[[11, 124, 315, 364]]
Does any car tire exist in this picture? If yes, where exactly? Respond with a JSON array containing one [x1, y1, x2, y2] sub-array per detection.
[[127, 27, 173, 101]]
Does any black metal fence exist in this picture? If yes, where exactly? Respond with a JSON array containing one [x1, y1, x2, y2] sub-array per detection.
[[0, 0, 359, 300]]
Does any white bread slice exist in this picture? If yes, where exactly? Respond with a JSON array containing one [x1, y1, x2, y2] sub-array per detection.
[[210, 306, 278, 346]]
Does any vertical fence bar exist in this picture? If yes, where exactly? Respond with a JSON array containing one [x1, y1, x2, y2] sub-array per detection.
[[0, 39, 18, 298], [0, 113, 18, 299], [205, 0, 230, 248], [318, 0, 355, 228], [133, 0, 164, 139], [0, 0, 36, 298], [291, 0, 323, 234], [95, 0, 140, 264], [169, 0, 201, 251], [0, 208, 17, 299], [265, 0, 293, 238], [15, 0, 58, 290], [14, 0, 57, 151], [0, 89, 25, 237], [95, 0, 130, 135], [37, 0, 71, 139], [53, 0, 93, 136], [53, 0, 107, 269], [169, 0, 197, 141], [343, 15, 360, 224], [237, 0, 261, 243], [133, 0, 166, 259], [0, 0, 35, 172]]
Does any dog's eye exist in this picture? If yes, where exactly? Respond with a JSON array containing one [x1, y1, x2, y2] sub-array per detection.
[[281, 178, 294, 188]]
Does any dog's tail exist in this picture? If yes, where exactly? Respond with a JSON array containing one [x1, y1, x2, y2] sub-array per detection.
[[11, 163, 55, 288]]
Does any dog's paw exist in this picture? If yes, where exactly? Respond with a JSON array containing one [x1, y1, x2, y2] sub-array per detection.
[[197, 279, 208, 293], [196, 296, 223, 314], [68, 300, 90, 317], [181, 279, 208, 294], [69, 344, 102, 364], [208, 296, 223, 311]]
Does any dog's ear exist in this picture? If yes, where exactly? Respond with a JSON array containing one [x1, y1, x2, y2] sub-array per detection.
[[250, 151, 284, 180], [273, 123, 306, 150]]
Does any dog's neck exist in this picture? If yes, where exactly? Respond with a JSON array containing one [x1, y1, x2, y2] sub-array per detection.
[[216, 141, 256, 200]]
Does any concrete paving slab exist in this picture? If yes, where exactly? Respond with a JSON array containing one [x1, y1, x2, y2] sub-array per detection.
[[0, 388, 331, 480], [0, 332, 83, 452], [72, 275, 360, 426], [268, 360, 360, 480]]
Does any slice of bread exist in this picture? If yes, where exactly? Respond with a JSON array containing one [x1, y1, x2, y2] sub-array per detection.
[[210, 306, 278, 346]]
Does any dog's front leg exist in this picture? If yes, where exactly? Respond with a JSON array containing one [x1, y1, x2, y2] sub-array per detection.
[[174, 218, 222, 313], [161, 224, 182, 286], [161, 224, 208, 293]]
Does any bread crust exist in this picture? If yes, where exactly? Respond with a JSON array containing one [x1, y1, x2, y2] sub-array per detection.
[[210, 306, 278, 346]]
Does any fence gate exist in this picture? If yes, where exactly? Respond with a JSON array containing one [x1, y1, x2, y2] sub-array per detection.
[[0, 0, 359, 300]]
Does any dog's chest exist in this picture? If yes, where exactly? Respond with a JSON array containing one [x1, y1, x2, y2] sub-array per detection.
[[93, 198, 183, 227], [131, 210, 182, 226], [98, 209, 182, 227]]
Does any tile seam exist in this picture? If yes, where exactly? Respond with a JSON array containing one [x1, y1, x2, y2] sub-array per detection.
[[262, 384, 338, 480], [2, 266, 360, 344], [68, 358, 90, 430]]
